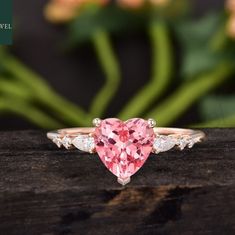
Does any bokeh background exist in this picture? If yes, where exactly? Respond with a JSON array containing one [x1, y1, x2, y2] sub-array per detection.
[[1, 0, 234, 130]]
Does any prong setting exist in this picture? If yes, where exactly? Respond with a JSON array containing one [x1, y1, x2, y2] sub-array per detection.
[[89, 148, 96, 154], [93, 118, 102, 127], [118, 177, 131, 186], [148, 118, 156, 128]]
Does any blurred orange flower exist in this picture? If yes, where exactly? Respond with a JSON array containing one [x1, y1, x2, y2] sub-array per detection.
[[226, 0, 235, 13], [227, 15, 235, 38], [45, 0, 109, 23], [44, 0, 171, 23], [226, 0, 235, 39]]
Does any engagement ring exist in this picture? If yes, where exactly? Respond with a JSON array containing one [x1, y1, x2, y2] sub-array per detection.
[[47, 118, 205, 185]]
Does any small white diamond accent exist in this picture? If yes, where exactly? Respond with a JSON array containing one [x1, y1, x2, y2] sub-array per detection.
[[177, 138, 188, 150], [153, 136, 176, 153], [62, 136, 72, 149], [188, 139, 195, 148], [72, 135, 95, 153], [52, 137, 62, 148]]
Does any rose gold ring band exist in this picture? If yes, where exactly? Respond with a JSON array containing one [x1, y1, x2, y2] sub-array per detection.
[[47, 127, 205, 140], [47, 127, 205, 155]]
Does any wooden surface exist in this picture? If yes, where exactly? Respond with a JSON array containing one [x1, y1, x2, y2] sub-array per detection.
[[0, 129, 234, 235]]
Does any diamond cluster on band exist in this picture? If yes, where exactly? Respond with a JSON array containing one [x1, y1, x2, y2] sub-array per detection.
[[52, 135, 95, 152], [153, 135, 201, 153]]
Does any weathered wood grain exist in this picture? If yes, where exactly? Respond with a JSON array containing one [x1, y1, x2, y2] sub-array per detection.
[[0, 129, 234, 235]]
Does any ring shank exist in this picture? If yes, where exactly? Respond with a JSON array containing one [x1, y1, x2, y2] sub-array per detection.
[[47, 127, 206, 140]]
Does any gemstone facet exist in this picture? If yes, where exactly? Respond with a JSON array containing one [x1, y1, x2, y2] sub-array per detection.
[[94, 118, 155, 184]]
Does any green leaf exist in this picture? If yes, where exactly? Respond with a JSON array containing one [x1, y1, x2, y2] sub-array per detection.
[[175, 12, 225, 78], [68, 5, 146, 45], [182, 49, 220, 79], [176, 13, 221, 47], [199, 95, 235, 121]]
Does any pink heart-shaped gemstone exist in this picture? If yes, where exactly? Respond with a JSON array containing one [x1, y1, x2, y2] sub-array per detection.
[[94, 118, 155, 184]]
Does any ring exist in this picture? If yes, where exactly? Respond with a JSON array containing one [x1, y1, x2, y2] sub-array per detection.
[[47, 118, 205, 185]]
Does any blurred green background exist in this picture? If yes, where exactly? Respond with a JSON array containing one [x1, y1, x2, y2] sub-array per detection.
[[0, 0, 235, 130]]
